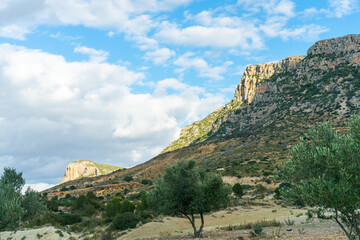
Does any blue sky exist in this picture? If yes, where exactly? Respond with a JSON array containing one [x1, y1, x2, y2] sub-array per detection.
[[0, 0, 359, 190]]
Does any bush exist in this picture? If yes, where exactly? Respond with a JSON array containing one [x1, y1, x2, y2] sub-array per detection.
[[254, 224, 263, 234], [124, 176, 134, 182], [60, 187, 69, 191], [232, 183, 244, 198], [72, 192, 101, 216], [141, 179, 152, 185], [105, 197, 123, 218], [119, 200, 135, 214], [112, 212, 139, 230], [60, 213, 82, 225]]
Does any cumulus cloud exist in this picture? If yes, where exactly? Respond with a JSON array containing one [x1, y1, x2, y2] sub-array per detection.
[[74, 46, 109, 62], [0, 0, 192, 43], [155, 21, 264, 49], [144, 48, 176, 65], [302, 0, 358, 19], [0, 44, 225, 185], [174, 52, 233, 80], [328, 0, 358, 18]]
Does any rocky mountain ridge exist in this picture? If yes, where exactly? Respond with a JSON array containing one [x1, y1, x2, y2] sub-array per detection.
[[46, 34, 360, 196], [163, 34, 360, 153]]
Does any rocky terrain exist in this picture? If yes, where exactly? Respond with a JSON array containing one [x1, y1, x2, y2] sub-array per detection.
[[60, 160, 123, 184], [45, 34, 360, 198]]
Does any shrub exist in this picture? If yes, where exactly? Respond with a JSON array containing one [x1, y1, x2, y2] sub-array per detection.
[[141, 179, 152, 185], [112, 212, 139, 230], [119, 200, 135, 214], [60, 213, 82, 225], [232, 183, 244, 198], [105, 197, 123, 218], [254, 224, 263, 234], [60, 187, 69, 191], [124, 176, 134, 182]]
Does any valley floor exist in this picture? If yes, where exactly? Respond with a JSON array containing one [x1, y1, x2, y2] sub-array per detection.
[[0, 206, 348, 240], [119, 206, 346, 239]]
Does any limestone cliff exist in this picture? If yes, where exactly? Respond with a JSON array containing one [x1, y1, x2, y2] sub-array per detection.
[[232, 56, 304, 104], [162, 34, 360, 154], [60, 160, 123, 184]]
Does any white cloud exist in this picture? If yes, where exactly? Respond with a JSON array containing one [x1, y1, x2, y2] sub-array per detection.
[[23, 183, 55, 193], [0, 0, 192, 45], [0, 44, 225, 184], [237, 0, 295, 17], [74, 46, 109, 62], [144, 48, 176, 65], [174, 52, 233, 80], [155, 21, 264, 49], [328, 0, 358, 18]]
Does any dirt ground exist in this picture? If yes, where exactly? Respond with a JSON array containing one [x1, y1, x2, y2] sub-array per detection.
[[0, 226, 78, 240], [0, 206, 348, 240], [119, 206, 308, 239]]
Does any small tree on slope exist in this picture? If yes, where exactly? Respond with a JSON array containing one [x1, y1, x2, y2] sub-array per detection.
[[275, 116, 360, 240], [148, 160, 231, 238]]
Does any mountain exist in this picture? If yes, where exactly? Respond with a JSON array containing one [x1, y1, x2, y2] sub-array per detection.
[[45, 34, 360, 196], [59, 160, 124, 184]]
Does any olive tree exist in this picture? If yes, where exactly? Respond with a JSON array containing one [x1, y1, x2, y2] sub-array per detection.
[[275, 116, 360, 239], [148, 160, 231, 238]]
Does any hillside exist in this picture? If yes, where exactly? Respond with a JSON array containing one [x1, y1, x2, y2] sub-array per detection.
[[45, 34, 360, 196]]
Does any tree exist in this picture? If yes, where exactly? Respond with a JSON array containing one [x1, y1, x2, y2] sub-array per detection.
[[21, 188, 47, 221], [123, 175, 133, 182], [232, 183, 244, 198], [148, 160, 231, 238], [0, 168, 25, 230], [275, 116, 360, 239], [0, 168, 47, 231]]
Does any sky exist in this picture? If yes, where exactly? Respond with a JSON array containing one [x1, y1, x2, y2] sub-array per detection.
[[0, 0, 359, 191]]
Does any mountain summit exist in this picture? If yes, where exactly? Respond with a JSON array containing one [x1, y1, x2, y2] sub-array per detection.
[[60, 160, 123, 184]]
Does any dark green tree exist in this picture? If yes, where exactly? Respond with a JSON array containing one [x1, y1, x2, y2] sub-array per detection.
[[275, 116, 360, 239], [232, 183, 244, 198], [123, 176, 133, 182], [0, 168, 46, 230], [21, 188, 47, 221], [148, 160, 231, 238], [0, 168, 25, 230]]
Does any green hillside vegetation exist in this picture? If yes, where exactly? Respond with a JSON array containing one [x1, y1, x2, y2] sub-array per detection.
[[93, 162, 124, 175]]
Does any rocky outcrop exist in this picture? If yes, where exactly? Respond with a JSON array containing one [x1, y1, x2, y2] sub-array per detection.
[[60, 160, 122, 184], [232, 56, 305, 104], [307, 34, 360, 56]]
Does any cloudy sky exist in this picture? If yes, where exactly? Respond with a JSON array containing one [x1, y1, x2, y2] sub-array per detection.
[[0, 0, 359, 191]]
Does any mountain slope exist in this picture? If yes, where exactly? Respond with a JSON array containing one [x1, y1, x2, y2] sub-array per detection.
[[45, 34, 360, 196]]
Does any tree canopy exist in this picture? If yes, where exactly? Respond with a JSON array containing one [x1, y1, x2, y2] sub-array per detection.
[[148, 160, 231, 238], [276, 116, 360, 239], [0, 168, 46, 231]]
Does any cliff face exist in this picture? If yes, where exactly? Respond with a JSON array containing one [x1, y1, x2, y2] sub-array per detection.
[[60, 160, 123, 184], [162, 34, 360, 154], [232, 56, 305, 104]]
